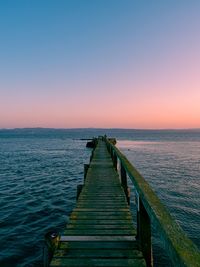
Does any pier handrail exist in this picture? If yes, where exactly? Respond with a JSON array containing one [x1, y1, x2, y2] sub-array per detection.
[[105, 138, 200, 267]]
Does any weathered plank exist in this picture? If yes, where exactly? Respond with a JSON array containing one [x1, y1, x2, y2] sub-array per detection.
[[73, 208, 129, 211], [54, 249, 143, 258], [63, 229, 136, 236], [60, 236, 136, 242], [50, 258, 146, 267], [59, 241, 138, 250], [68, 219, 134, 225], [70, 215, 132, 220], [66, 224, 135, 230], [71, 212, 131, 217]]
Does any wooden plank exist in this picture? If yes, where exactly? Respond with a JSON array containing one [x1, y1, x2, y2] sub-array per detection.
[[77, 198, 127, 202], [66, 225, 135, 230], [54, 249, 143, 258], [63, 229, 136, 236], [70, 215, 132, 220], [76, 199, 128, 202], [59, 241, 138, 250], [76, 203, 128, 206], [78, 198, 126, 201], [60, 235, 136, 241], [73, 208, 129, 211], [76, 204, 128, 207], [68, 219, 134, 225], [71, 211, 132, 216], [50, 258, 146, 267], [75, 205, 129, 209]]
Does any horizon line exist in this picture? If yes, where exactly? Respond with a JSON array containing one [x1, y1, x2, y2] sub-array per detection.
[[0, 127, 200, 131]]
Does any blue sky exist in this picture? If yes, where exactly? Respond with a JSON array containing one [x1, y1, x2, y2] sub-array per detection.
[[1, 1, 200, 128]]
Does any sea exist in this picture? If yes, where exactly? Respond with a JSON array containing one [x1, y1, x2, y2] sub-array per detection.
[[0, 128, 199, 266]]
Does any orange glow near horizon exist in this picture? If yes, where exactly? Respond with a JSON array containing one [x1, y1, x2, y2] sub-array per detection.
[[1, 79, 200, 129]]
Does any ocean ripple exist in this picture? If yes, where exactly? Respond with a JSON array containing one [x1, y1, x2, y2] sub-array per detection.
[[0, 137, 90, 267]]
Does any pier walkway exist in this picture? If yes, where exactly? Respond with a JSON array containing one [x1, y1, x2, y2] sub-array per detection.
[[47, 137, 200, 267], [49, 139, 146, 266]]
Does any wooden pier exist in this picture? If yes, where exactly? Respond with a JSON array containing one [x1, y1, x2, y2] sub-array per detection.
[[45, 137, 200, 267]]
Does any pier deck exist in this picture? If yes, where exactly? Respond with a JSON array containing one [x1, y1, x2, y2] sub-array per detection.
[[50, 140, 146, 266]]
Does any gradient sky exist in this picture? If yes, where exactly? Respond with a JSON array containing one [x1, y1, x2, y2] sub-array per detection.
[[0, 0, 200, 129]]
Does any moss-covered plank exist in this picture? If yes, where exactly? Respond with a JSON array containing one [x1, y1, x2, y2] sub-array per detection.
[[70, 215, 132, 220], [54, 249, 143, 258], [68, 219, 133, 225], [71, 211, 132, 216], [66, 224, 135, 230], [50, 258, 146, 267], [63, 229, 136, 236], [59, 241, 138, 250], [73, 208, 129, 211]]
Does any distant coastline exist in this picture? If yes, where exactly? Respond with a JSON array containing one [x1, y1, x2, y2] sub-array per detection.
[[1, 128, 200, 143]]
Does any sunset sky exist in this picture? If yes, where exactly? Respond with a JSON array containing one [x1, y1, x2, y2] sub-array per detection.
[[0, 0, 200, 129]]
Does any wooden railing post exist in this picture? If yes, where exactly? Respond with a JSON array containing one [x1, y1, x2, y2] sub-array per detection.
[[110, 146, 114, 161], [113, 152, 117, 171], [120, 162, 130, 204], [136, 194, 152, 267], [109, 144, 112, 155], [107, 142, 111, 155]]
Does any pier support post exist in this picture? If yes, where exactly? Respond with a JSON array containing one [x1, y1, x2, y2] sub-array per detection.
[[137, 196, 152, 267], [84, 164, 89, 182], [90, 150, 94, 162], [76, 184, 83, 200], [120, 163, 130, 204], [44, 231, 60, 267], [108, 144, 112, 155], [113, 152, 117, 171]]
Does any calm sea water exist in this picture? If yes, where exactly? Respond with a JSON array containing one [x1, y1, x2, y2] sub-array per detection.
[[0, 129, 199, 266]]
